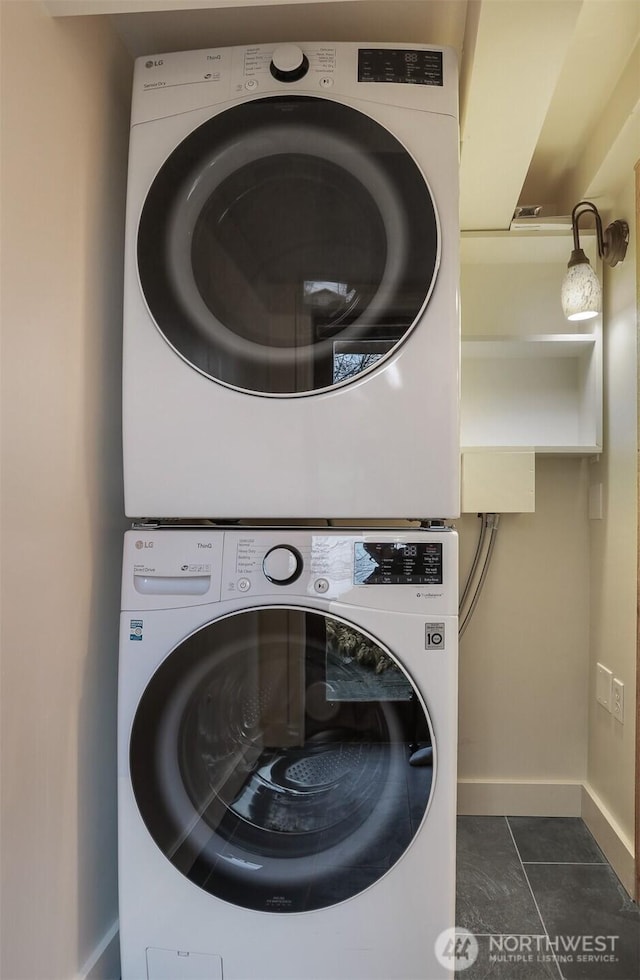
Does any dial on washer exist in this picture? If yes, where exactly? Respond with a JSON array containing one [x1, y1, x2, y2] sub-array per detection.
[[270, 44, 310, 83], [262, 546, 303, 585]]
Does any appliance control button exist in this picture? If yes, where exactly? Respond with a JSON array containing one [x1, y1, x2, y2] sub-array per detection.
[[244, 78, 258, 91], [314, 578, 330, 594], [263, 546, 303, 585], [319, 76, 334, 88], [270, 44, 309, 82], [237, 577, 251, 592]]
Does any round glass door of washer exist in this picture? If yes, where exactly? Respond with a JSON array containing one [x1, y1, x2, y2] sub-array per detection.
[[137, 96, 440, 396], [130, 607, 436, 912]]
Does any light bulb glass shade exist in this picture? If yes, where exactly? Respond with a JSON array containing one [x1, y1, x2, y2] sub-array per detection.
[[561, 259, 602, 320]]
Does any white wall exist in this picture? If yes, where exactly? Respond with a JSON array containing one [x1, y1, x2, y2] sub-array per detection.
[[0, 3, 131, 977], [457, 43, 639, 893], [457, 157, 638, 893], [586, 163, 638, 871], [457, 457, 591, 813]]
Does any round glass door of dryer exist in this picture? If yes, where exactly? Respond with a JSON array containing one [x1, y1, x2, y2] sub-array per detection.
[[129, 607, 436, 912], [137, 96, 439, 396]]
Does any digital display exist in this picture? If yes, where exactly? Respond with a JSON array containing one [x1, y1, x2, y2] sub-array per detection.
[[358, 49, 444, 86], [354, 542, 443, 585]]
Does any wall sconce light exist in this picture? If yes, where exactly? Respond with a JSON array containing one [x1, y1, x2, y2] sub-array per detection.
[[561, 201, 629, 321]]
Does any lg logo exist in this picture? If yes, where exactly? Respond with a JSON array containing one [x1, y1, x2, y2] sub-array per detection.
[[135, 540, 154, 550], [145, 59, 164, 68]]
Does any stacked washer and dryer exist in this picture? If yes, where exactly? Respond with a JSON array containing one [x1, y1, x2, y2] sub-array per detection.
[[119, 41, 460, 980]]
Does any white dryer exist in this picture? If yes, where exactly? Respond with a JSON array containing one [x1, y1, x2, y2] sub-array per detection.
[[123, 42, 460, 520], [118, 526, 458, 980]]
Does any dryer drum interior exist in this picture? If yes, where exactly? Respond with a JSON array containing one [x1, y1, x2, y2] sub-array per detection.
[[130, 607, 435, 912], [137, 96, 440, 396]]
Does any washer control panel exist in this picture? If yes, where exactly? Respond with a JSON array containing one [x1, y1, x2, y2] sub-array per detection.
[[120, 528, 457, 615]]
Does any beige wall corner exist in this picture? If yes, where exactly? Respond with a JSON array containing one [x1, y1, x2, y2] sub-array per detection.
[[0, 3, 131, 978], [582, 784, 636, 898], [586, 156, 638, 863]]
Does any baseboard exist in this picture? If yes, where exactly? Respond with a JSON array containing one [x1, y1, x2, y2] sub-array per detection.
[[456, 779, 636, 898], [457, 779, 583, 816], [75, 919, 120, 980], [581, 783, 636, 897]]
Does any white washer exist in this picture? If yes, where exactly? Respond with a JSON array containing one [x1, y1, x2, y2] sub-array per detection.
[[123, 42, 460, 520], [118, 526, 458, 979]]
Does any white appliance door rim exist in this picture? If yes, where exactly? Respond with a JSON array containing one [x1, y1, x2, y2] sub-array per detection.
[[129, 604, 437, 913], [136, 95, 440, 397]]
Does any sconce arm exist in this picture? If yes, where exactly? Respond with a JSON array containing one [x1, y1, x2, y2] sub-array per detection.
[[570, 200, 628, 268]]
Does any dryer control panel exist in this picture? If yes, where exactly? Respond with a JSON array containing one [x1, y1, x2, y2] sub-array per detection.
[[130, 41, 458, 125], [121, 527, 458, 615]]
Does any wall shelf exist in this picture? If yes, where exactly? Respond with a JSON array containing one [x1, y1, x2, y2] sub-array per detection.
[[462, 334, 597, 358], [460, 230, 602, 456]]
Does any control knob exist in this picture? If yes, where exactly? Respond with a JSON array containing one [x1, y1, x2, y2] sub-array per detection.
[[270, 44, 309, 83], [262, 545, 303, 585]]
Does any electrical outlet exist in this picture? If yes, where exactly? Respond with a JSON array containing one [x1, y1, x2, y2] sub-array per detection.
[[596, 663, 613, 711], [612, 678, 624, 724]]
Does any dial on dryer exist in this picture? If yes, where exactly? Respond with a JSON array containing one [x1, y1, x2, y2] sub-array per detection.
[[270, 44, 310, 82]]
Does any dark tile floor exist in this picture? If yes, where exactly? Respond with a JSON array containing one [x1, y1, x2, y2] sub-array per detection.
[[455, 816, 640, 980]]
